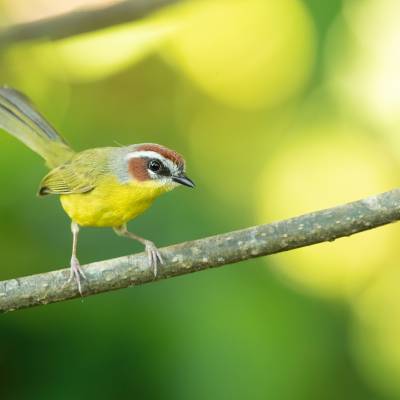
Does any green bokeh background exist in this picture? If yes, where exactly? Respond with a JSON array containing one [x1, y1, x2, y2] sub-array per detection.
[[0, 0, 399, 399]]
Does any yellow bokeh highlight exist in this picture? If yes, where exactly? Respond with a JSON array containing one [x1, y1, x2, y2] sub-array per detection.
[[330, 0, 400, 130], [256, 122, 400, 299], [167, 0, 315, 109]]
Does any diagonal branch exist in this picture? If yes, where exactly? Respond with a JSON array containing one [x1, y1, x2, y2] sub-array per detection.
[[1, 188, 400, 313], [0, 0, 181, 46]]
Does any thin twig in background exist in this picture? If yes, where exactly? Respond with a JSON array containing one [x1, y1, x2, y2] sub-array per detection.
[[0, 0, 181, 46], [1, 188, 400, 313]]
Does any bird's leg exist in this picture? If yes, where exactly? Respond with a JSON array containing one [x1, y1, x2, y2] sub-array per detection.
[[68, 221, 86, 295], [114, 224, 164, 277]]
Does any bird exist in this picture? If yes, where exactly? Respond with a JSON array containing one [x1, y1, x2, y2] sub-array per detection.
[[0, 87, 195, 294]]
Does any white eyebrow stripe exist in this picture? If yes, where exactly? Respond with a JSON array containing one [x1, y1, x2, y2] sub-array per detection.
[[126, 151, 166, 161]]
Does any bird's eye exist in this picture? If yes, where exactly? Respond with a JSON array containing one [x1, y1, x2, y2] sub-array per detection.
[[148, 159, 162, 173]]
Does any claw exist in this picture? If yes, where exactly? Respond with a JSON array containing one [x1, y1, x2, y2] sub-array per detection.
[[68, 255, 86, 296], [113, 225, 164, 278], [144, 241, 163, 277]]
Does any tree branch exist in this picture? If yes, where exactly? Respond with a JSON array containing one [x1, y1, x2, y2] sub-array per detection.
[[0, 0, 181, 46], [1, 188, 400, 313]]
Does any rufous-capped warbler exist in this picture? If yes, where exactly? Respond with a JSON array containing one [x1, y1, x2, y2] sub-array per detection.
[[0, 87, 195, 294]]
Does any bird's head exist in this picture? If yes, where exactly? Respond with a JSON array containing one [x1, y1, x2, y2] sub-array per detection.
[[124, 143, 195, 191]]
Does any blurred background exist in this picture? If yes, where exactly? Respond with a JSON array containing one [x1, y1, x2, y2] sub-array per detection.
[[0, 0, 400, 398]]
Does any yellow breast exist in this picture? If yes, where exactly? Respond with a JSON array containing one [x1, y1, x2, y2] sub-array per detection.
[[60, 176, 170, 227]]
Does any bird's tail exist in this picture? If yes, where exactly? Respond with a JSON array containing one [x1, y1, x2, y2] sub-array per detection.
[[0, 87, 75, 168]]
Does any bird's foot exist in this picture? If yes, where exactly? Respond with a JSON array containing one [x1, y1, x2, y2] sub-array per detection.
[[144, 240, 164, 277], [68, 255, 87, 296]]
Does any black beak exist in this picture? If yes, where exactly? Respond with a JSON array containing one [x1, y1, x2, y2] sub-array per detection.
[[172, 175, 195, 188]]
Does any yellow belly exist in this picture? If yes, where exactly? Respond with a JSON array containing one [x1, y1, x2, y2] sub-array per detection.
[[60, 177, 169, 227]]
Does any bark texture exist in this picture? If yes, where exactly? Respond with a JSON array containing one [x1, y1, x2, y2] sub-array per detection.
[[1, 188, 400, 313]]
